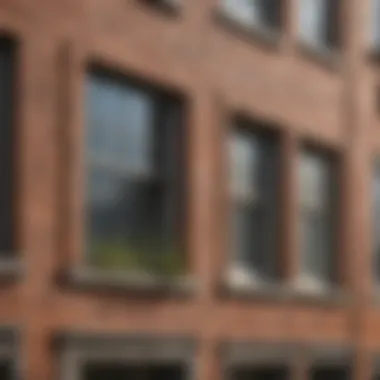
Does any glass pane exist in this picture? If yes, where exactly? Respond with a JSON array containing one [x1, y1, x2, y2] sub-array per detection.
[[299, 152, 329, 211], [86, 164, 167, 271], [371, 0, 380, 48], [299, 0, 328, 47], [86, 75, 155, 177], [258, 0, 281, 28], [222, 0, 261, 27], [229, 131, 260, 201], [232, 203, 261, 269], [300, 212, 329, 280]]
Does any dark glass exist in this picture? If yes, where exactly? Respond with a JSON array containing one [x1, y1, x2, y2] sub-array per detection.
[[0, 39, 15, 254], [84, 363, 184, 380], [231, 365, 289, 380], [311, 366, 349, 380]]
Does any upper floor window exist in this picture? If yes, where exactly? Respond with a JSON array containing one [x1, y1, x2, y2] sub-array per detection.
[[371, 0, 380, 52], [298, 149, 337, 293], [372, 160, 380, 285], [0, 38, 15, 257], [228, 122, 280, 287], [221, 0, 281, 32], [299, 0, 340, 51], [85, 68, 186, 277]]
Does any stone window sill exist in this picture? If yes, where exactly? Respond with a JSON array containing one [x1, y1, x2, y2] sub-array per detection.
[[297, 41, 341, 72], [214, 10, 282, 51], [220, 277, 349, 307], [61, 266, 198, 297]]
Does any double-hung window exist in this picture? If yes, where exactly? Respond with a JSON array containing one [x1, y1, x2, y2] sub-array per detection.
[[298, 149, 336, 292], [85, 68, 185, 277], [228, 123, 280, 286]]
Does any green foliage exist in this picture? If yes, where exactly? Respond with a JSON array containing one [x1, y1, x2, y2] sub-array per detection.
[[88, 238, 186, 277]]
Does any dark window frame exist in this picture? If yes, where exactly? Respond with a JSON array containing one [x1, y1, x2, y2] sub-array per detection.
[[298, 145, 339, 290], [84, 66, 187, 279], [0, 35, 22, 281], [228, 117, 281, 285]]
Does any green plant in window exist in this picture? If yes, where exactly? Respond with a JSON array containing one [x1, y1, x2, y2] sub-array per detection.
[[88, 238, 186, 277]]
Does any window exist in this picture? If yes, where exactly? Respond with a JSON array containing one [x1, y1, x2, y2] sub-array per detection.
[[143, 0, 181, 13], [0, 38, 15, 256], [371, 0, 380, 51], [0, 329, 19, 380], [231, 365, 289, 380], [223, 342, 294, 380], [299, 0, 340, 51], [58, 334, 194, 380], [298, 149, 337, 292], [221, 0, 281, 31], [84, 363, 185, 380], [373, 160, 380, 284], [228, 123, 280, 286], [310, 366, 349, 380], [85, 69, 185, 277]]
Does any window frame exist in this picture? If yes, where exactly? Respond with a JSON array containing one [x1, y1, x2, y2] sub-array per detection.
[[0, 35, 23, 281], [221, 341, 296, 380], [222, 342, 353, 380], [56, 332, 196, 380], [297, 0, 342, 69], [84, 69, 184, 271], [226, 117, 281, 288], [216, 0, 284, 48], [61, 54, 194, 295], [0, 327, 21, 380], [306, 346, 353, 380], [297, 146, 339, 292]]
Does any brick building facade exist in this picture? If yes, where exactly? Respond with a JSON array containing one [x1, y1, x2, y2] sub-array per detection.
[[0, 0, 378, 379]]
